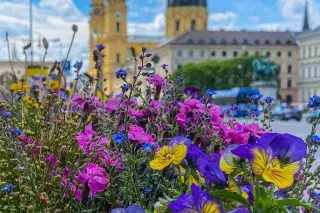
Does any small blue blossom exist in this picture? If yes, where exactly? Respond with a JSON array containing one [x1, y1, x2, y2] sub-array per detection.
[[73, 61, 83, 70], [264, 96, 274, 104], [206, 89, 216, 96], [144, 187, 152, 192], [250, 110, 260, 117], [113, 132, 126, 145], [121, 84, 129, 93], [1, 184, 15, 192], [96, 44, 105, 52], [200, 96, 206, 103], [11, 128, 23, 136], [251, 94, 263, 101], [160, 64, 168, 69], [307, 95, 320, 109], [141, 143, 153, 152], [311, 135, 320, 143], [0, 111, 11, 118], [230, 104, 239, 111], [116, 69, 127, 79], [311, 192, 320, 199]]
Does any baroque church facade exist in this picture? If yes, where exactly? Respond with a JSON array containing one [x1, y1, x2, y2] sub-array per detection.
[[89, 0, 208, 94]]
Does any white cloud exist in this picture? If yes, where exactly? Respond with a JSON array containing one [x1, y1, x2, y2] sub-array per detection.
[[128, 13, 165, 35], [210, 12, 238, 22]]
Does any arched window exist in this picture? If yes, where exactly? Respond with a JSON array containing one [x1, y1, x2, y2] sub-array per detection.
[[177, 50, 183, 57], [200, 50, 205, 57], [255, 40, 260, 45], [176, 20, 180, 31], [265, 40, 270, 45], [187, 39, 194, 45], [189, 50, 194, 57], [288, 65, 292, 74], [117, 22, 120, 32], [222, 51, 227, 57], [116, 53, 120, 63], [210, 39, 216, 45], [211, 51, 216, 57], [231, 39, 238, 45], [191, 20, 196, 30]]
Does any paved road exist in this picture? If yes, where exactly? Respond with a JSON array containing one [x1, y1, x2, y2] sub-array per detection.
[[271, 120, 316, 139]]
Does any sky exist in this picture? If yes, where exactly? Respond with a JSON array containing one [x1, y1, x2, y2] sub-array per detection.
[[0, 0, 320, 72]]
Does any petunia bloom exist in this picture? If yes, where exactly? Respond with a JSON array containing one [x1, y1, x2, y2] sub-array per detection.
[[150, 144, 187, 170], [169, 184, 225, 213]]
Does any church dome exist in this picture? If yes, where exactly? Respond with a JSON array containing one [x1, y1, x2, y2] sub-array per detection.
[[168, 0, 207, 7]]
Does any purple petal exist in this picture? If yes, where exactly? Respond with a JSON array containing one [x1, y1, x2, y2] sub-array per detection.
[[169, 136, 192, 147], [231, 145, 254, 160], [228, 207, 251, 213], [191, 184, 213, 212], [197, 158, 227, 185], [169, 194, 195, 213]]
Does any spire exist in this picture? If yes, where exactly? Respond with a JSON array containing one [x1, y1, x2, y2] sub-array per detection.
[[302, 1, 310, 31]]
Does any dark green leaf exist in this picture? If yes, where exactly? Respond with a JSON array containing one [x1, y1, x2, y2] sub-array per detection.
[[210, 190, 251, 212], [267, 198, 320, 212]]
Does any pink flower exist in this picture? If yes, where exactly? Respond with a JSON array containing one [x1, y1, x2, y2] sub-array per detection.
[[95, 149, 122, 169], [148, 74, 165, 87], [150, 100, 164, 115], [72, 94, 102, 112], [128, 108, 144, 118], [76, 163, 109, 197], [43, 154, 59, 170], [76, 123, 109, 155], [61, 178, 83, 200], [128, 124, 155, 144], [104, 97, 120, 113]]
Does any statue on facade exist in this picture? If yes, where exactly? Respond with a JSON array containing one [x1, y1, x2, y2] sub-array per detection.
[[252, 58, 279, 82]]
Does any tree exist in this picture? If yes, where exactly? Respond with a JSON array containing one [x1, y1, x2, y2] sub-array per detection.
[[173, 55, 268, 91]]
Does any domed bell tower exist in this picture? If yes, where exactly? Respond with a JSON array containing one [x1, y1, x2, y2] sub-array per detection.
[[166, 0, 208, 38]]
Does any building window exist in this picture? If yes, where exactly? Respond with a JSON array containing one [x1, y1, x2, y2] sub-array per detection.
[[222, 51, 227, 57], [117, 22, 120, 32], [211, 51, 216, 57], [177, 50, 183, 57], [191, 20, 196, 30], [309, 46, 312, 57], [288, 51, 292, 57], [287, 65, 292, 74], [278, 79, 281, 88], [316, 46, 318, 56], [176, 20, 180, 31], [200, 50, 205, 57], [116, 53, 120, 63], [287, 80, 292, 88], [266, 51, 271, 57], [277, 51, 281, 57], [233, 51, 238, 57], [308, 67, 311, 78], [189, 50, 194, 57]]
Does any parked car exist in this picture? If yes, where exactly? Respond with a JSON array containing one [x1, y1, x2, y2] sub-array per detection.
[[271, 106, 302, 121], [306, 110, 320, 123]]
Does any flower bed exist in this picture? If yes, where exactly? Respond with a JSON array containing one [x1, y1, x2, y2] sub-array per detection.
[[1, 45, 320, 212]]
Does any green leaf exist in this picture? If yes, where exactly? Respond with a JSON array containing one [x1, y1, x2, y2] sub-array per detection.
[[210, 190, 251, 212], [267, 198, 320, 212]]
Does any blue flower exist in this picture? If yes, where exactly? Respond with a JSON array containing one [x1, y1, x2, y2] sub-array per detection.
[[144, 187, 152, 192], [206, 89, 216, 96], [264, 96, 274, 104], [308, 95, 320, 109], [311, 192, 320, 199], [230, 104, 239, 112], [73, 61, 83, 70], [116, 69, 127, 79], [200, 96, 206, 103], [96, 44, 105, 52], [113, 132, 126, 145], [141, 144, 153, 152], [11, 128, 23, 136], [1, 184, 15, 192], [251, 94, 263, 101], [160, 64, 168, 69], [121, 84, 129, 93], [311, 135, 320, 143], [0, 111, 11, 118]]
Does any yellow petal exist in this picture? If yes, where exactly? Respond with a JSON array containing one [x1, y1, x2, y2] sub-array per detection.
[[262, 167, 294, 189], [220, 157, 236, 174], [201, 201, 222, 213], [171, 144, 187, 165], [283, 161, 300, 174], [155, 146, 171, 159], [227, 179, 241, 194], [150, 157, 171, 170], [251, 147, 268, 176]]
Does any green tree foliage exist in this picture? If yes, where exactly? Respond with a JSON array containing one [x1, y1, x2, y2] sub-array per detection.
[[173, 55, 265, 90]]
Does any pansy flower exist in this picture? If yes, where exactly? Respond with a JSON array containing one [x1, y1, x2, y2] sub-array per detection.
[[169, 184, 225, 213], [150, 144, 187, 170], [111, 204, 145, 213]]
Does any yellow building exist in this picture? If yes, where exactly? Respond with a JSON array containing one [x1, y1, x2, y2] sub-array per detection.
[[89, 0, 208, 94]]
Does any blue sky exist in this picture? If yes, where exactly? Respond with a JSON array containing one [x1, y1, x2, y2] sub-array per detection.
[[0, 0, 319, 70]]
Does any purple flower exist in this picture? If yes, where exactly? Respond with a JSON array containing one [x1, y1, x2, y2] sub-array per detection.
[[161, 64, 168, 69], [197, 158, 227, 185], [72, 94, 102, 112], [121, 84, 129, 93], [206, 89, 217, 96], [257, 133, 307, 164], [0, 111, 11, 118], [186, 144, 209, 165], [148, 74, 165, 88], [307, 95, 320, 109], [169, 136, 192, 147], [228, 207, 251, 213], [43, 154, 59, 170], [111, 204, 145, 213], [264, 96, 274, 104], [169, 184, 225, 213], [311, 134, 320, 143], [11, 128, 23, 136], [116, 69, 127, 79], [96, 44, 105, 52]]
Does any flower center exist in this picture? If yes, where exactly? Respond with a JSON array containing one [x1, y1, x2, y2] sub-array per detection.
[[166, 154, 174, 161]]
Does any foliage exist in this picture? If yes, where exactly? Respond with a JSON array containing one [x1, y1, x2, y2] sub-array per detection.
[[0, 31, 319, 213]]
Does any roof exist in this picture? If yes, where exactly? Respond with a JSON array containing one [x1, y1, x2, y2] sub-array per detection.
[[168, 30, 297, 46], [127, 35, 166, 43], [168, 0, 207, 8], [214, 88, 259, 98]]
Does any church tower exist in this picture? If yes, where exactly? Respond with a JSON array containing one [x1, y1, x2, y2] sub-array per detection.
[[302, 1, 310, 31], [166, 0, 208, 39]]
